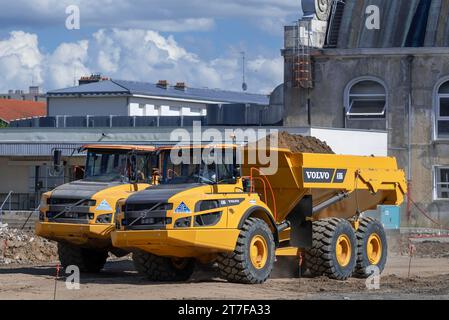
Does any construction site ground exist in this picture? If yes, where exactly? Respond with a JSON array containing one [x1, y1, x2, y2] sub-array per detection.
[[0, 239, 448, 300]]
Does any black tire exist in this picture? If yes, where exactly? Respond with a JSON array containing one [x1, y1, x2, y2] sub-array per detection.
[[305, 218, 357, 280], [217, 218, 275, 284], [132, 251, 195, 282], [354, 217, 388, 278], [57, 242, 108, 273]]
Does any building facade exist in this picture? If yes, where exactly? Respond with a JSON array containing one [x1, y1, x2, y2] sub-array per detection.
[[47, 79, 269, 118], [283, 0, 449, 226], [0, 86, 46, 102]]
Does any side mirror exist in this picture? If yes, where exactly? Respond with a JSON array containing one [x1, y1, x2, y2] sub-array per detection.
[[128, 154, 138, 183], [53, 150, 62, 168], [233, 166, 241, 178], [242, 178, 251, 193]]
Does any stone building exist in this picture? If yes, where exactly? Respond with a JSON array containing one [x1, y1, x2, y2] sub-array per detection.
[[284, 0, 449, 225]]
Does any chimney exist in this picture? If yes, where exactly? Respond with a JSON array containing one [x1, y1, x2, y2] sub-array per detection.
[[78, 74, 106, 86], [175, 82, 187, 91], [157, 80, 169, 89]]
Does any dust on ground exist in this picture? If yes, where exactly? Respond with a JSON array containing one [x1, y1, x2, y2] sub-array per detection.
[[0, 231, 448, 300], [255, 131, 334, 154], [0, 255, 448, 300], [388, 233, 449, 259], [1, 226, 448, 300]]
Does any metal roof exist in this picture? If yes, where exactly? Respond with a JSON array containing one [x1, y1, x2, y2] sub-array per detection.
[[48, 80, 129, 95], [47, 79, 269, 105]]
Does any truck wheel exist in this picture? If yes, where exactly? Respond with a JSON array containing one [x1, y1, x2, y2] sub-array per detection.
[[217, 218, 275, 284], [354, 217, 388, 278], [57, 242, 108, 273], [132, 251, 195, 282], [305, 218, 357, 280]]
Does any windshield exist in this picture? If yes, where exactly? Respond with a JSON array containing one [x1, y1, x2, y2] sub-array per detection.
[[84, 150, 154, 183], [160, 148, 237, 185]]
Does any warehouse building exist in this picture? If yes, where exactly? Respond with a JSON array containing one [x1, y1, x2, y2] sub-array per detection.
[[284, 0, 449, 225], [46, 78, 268, 119], [0, 126, 387, 211], [0, 79, 274, 210]]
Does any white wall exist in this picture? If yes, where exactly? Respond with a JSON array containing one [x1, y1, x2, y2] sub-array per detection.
[[49, 97, 128, 116], [310, 128, 388, 156], [129, 97, 207, 117], [49, 96, 209, 117]]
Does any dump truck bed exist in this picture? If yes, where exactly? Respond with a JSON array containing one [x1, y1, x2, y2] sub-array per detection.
[[242, 150, 407, 223]]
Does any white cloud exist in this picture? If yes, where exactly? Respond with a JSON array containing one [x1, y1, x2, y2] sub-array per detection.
[[0, 0, 299, 33], [0, 28, 283, 94], [46, 40, 90, 89], [0, 31, 43, 92]]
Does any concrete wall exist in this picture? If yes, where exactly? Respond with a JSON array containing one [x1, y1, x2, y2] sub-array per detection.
[[0, 158, 29, 193], [0, 156, 86, 210], [283, 48, 449, 226], [48, 96, 128, 116]]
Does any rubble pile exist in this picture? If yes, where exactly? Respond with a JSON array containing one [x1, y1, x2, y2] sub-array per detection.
[[0, 224, 58, 265]]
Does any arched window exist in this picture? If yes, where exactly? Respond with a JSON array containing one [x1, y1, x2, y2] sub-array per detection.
[[435, 79, 449, 139], [345, 78, 387, 120]]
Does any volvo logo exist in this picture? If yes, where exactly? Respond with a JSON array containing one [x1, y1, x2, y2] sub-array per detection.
[[306, 171, 331, 180], [303, 168, 347, 183]]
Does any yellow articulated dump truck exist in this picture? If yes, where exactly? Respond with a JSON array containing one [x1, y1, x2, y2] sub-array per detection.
[[36, 144, 157, 273], [112, 145, 406, 284]]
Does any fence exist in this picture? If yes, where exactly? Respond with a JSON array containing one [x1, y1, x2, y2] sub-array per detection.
[[0, 193, 38, 211], [9, 103, 282, 128], [9, 115, 207, 128]]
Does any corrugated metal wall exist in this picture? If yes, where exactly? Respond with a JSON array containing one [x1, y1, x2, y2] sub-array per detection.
[[335, 0, 449, 48]]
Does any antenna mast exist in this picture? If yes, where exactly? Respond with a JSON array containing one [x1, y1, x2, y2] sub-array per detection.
[[241, 51, 247, 91]]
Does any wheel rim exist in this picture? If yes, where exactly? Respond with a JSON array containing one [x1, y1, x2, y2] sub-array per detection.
[[250, 235, 268, 270], [367, 233, 382, 265], [336, 235, 351, 267]]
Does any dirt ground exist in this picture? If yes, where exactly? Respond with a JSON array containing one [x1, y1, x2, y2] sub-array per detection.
[[1, 228, 449, 300], [0, 253, 448, 300]]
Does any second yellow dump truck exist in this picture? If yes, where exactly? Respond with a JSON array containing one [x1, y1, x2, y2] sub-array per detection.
[[112, 145, 406, 283], [36, 144, 157, 272]]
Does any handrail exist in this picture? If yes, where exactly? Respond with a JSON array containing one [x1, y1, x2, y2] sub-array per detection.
[[0, 191, 13, 211], [0, 191, 13, 224], [249, 168, 278, 221], [243, 176, 268, 205]]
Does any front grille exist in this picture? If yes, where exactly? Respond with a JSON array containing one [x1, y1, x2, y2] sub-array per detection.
[[123, 202, 172, 230], [47, 198, 96, 206], [46, 211, 90, 223], [125, 203, 172, 212]]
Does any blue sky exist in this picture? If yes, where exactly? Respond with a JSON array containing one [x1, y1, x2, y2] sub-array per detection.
[[0, 0, 302, 93]]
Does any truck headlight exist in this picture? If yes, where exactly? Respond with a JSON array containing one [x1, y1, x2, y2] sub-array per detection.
[[96, 214, 112, 224], [174, 217, 192, 228], [194, 211, 222, 227], [196, 200, 219, 212]]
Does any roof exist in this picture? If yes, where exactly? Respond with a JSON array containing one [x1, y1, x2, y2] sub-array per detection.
[[81, 144, 156, 152], [0, 99, 47, 123], [48, 79, 269, 105]]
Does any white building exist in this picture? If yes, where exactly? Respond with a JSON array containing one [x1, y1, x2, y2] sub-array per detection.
[[47, 80, 269, 118]]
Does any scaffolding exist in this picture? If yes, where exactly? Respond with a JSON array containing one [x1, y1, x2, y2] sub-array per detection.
[[292, 19, 313, 89]]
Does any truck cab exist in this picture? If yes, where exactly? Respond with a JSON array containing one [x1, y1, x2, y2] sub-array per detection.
[[36, 144, 158, 272]]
